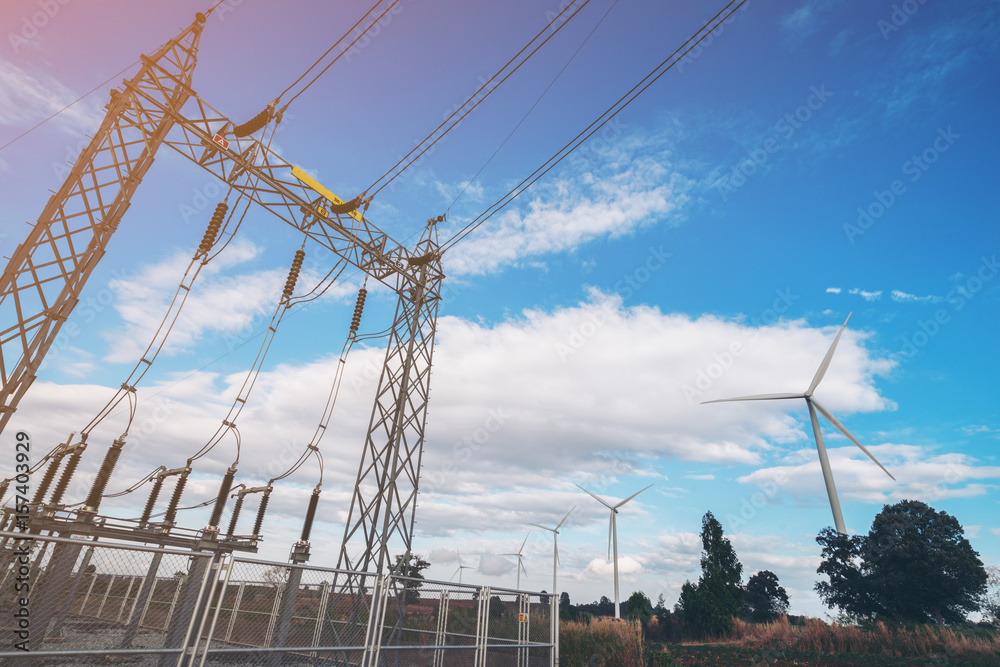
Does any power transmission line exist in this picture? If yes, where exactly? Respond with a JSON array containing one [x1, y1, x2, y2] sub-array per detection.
[[441, 0, 747, 253]]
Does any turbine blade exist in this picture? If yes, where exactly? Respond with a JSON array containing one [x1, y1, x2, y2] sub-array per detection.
[[555, 537, 560, 566], [520, 559, 527, 576], [519, 532, 530, 553], [614, 483, 654, 509], [556, 507, 575, 530], [702, 393, 806, 404], [528, 523, 553, 532], [811, 399, 896, 481], [807, 313, 851, 396], [575, 484, 614, 510]]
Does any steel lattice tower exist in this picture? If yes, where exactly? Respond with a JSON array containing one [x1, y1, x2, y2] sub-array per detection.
[[0, 13, 445, 572], [0, 16, 205, 435]]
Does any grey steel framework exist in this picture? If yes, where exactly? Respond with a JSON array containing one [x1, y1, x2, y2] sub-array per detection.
[[0, 531, 555, 667], [0, 12, 444, 573], [0, 16, 204, 436]]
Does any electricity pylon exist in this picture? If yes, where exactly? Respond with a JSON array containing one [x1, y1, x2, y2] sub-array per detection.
[[0, 14, 206, 436], [1, 13, 444, 575]]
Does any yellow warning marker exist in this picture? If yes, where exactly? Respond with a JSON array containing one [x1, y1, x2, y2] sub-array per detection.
[[291, 165, 363, 223], [518, 613, 528, 623]]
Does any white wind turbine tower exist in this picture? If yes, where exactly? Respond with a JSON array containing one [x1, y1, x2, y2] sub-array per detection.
[[529, 508, 572, 667], [529, 508, 574, 597], [703, 313, 895, 534], [575, 483, 653, 619], [452, 551, 474, 584], [500, 531, 530, 590]]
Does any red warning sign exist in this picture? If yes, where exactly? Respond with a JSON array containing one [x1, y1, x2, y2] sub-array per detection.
[[212, 133, 230, 150]]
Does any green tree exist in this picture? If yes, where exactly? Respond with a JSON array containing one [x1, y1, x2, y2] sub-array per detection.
[[815, 500, 987, 624], [625, 591, 654, 626], [676, 511, 743, 636], [740, 570, 789, 623], [392, 552, 431, 602], [983, 565, 1000, 625]]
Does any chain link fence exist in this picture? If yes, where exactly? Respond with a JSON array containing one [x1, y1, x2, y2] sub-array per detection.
[[0, 531, 555, 666]]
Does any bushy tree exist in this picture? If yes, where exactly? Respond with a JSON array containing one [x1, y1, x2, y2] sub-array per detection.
[[740, 570, 789, 622], [392, 552, 430, 602], [815, 500, 987, 624], [984, 565, 1000, 625], [625, 590, 653, 625], [676, 511, 743, 636]]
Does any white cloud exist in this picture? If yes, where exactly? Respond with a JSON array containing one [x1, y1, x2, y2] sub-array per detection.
[[102, 239, 356, 362], [9, 293, 903, 544], [739, 443, 1000, 505], [584, 555, 644, 577], [891, 290, 942, 303], [0, 58, 104, 135], [825, 287, 841, 294], [990, 528, 1000, 538], [848, 288, 882, 302], [685, 474, 715, 481], [443, 134, 695, 276], [478, 553, 515, 577]]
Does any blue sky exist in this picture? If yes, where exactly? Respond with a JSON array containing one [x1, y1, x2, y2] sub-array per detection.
[[1, 0, 998, 617]]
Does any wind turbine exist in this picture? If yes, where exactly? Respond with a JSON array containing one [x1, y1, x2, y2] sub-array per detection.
[[500, 531, 530, 590], [451, 551, 473, 584], [529, 508, 572, 667], [575, 484, 653, 619], [529, 508, 574, 597], [702, 313, 895, 534]]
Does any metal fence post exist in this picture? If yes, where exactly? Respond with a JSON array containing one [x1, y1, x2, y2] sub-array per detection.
[[361, 575, 389, 667], [432, 590, 450, 667], [225, 581, 246, 644], [268, 565, 304, 667], [552, 592, 559, 667], [79, 569, 98, 614], [263, 581, 284, 646], [165, 576, 183, 629], [474, 586, 491, 667], [310, 579, 330, 657], [195, 555, 234, 667], [98, 574, 117, 619], [49, 543, 96, 637], [117, 575, 138, 622], [517, 593, 530, 667], [123, 551, 164, 647]]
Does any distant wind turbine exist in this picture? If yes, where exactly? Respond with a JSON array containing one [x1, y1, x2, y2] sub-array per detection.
[[575, 483, 653, 619], [702, 313, 895, 534], [529, 508, 572, 667], [529, 508, 574, 597], [451, 550, 473, 584], [500, 531, 530, 590]]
